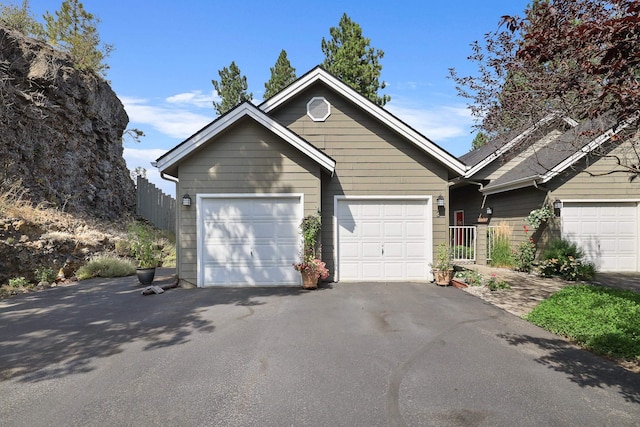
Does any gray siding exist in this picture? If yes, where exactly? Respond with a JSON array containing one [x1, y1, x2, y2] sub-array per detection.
[[271, 83, 450, 277], [176, 118, 322, 286]]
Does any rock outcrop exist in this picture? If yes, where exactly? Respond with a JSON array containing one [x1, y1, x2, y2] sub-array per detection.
[[0, 25, 135, 219]]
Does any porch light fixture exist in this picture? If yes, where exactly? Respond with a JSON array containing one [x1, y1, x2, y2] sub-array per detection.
[[182, 193, 192, 207], [486, 206, 493, 216], [436, 195, 445, 207], [553, 199, 562, 216]]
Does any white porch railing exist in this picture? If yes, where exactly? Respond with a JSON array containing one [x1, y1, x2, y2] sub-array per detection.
[[448, 226, 476, 263]]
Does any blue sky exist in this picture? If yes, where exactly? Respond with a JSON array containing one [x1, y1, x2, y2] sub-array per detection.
[[26, 0, 530, 196]]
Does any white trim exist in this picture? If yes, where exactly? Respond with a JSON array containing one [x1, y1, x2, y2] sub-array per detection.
[[332, 195, 433, 282], [261, 68, 467, 175], [196, 193, 304, 287], [465, 113, 559, 177], [156, 103, 336, 175], [560, 198, 640, 203], [541, 117, 637, 184], [306, 97, 331, 122], [481, 176, 538, 195]]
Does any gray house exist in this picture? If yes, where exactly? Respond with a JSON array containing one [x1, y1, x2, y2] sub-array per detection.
[[156, 67, 466, 287], [451, 114, 640, 272]]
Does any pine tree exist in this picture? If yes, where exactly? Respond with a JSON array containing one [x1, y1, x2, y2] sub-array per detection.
[[0, 0, 43, 38], [471, 132, 488, 150], [211, 61, 253, 115], [321, 13, 390, 106], [43, 0, 112, 76], [263, 50, 296, 99]]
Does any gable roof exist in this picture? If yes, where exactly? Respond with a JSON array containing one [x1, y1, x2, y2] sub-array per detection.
[[481, 115, 636, 195], [461, 113, 560, 178], [260, 66, 467, 176], [155, 101, 336, 177]]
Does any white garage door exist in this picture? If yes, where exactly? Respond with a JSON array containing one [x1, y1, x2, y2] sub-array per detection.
[[199, 195, 302, 286], [336, 198, 432, 281], [562, 202, 638, 271]]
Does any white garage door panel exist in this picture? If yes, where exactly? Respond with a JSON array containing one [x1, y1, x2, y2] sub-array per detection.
[[562, 202, 638, 272], [337, 199, 431, 281], [200, 196, 302, 286]]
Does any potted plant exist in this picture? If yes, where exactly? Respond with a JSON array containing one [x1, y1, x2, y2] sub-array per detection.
[[129, 223, 160, 285], [431, 243, 453, 286], [293, 258, 329, 289], [292, 214, 328, 289]]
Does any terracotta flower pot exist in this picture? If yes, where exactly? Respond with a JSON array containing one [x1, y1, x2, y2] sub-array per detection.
[[301, 269, 319, 289], [433, 268, 453, 286]]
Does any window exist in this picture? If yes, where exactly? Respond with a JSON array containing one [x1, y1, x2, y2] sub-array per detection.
[[306, 97, 331, 122]]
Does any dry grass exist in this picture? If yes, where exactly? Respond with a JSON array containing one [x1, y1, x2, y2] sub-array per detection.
[[0, 179, 128, 241]]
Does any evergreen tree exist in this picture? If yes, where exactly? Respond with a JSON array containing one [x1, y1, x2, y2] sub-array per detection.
[[211, 61, 253, 115], [263, 50, 296, 99], [0, 0, 43, 38], [43, 0, 112, 76], [471, 132, 488, 150], [321, 13, 390, 106]]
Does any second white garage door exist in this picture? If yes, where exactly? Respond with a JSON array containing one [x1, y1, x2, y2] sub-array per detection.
[[198, 195, 302, 286], [562, 202, 638, 271], [336, 198, 432, 281]]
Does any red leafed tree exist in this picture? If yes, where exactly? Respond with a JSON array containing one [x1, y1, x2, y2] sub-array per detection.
[[451, 0, 640, 179]]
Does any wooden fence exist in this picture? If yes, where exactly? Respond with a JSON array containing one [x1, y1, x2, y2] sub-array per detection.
[[136, 176, 176, 232]]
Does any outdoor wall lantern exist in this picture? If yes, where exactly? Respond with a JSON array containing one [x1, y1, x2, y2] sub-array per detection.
[[182, 193, 192, 207], [486, 206, 493, 216], [553, 199, 562, 216], [437, 194, 445, 207]]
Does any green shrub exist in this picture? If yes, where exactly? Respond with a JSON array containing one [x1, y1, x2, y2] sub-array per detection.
[[75, 255, 136, 280], [539, 238, 595, 281], [8, 277, 30, 288], [525, 285, 640, 359], [35, 267, 56, 283], [542, 238, 583, 261], [514, 239, 536, 272]]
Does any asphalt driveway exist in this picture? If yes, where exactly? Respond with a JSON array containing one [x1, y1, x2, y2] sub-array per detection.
[[1, 272, 638, 426]]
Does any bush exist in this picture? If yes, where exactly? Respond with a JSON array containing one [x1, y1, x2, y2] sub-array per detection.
[[8, 277, 30, 288], [514, 239, 536, 272], [525, 285, 640, 359], [75, 255, 136, 280], [35, 267, 56, 283], [542, 238, 583, 261], [539, 238, 595, 281], [486, 274, 511, 291]]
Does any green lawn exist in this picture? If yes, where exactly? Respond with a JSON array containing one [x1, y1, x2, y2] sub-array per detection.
[[525, 285, 640, 360]]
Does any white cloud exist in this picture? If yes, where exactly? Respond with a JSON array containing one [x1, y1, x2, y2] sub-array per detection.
[[166, 90, 219, 108], [120, 96, 214, 139], [387, 103, 473, 141]]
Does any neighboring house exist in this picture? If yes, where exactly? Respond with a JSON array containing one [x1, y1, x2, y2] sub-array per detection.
[[155, 67, 466, 287], [452, 114, 640, 272]]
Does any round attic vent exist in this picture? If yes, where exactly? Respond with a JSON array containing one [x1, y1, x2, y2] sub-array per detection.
[[306, 97, 331, 122]]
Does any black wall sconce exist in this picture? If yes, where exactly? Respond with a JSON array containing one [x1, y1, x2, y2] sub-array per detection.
[[437, 194, 445, 207], [182, 193, 192, 207], [486, 206, 493, 216], [553, 199, 562, 216]]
